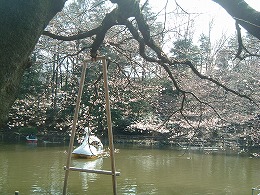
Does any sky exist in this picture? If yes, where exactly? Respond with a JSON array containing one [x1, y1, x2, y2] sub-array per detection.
[[147, 0, 260, 44], [176, 0, 260, 36]]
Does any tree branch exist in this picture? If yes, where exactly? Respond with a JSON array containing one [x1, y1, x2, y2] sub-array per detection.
[[42, 28, 98, 41], [43, 0, 257, 108], [212, 0, 260, 40]]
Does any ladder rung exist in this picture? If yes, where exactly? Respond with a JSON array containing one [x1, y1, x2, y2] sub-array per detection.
[[64, 166, 120, 176]]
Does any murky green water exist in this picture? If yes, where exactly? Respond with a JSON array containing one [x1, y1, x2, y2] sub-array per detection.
[[0, 143, 259, 195]]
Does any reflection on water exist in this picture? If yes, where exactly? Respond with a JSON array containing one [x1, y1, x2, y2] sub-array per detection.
[[0, 143, 259, 195], [71, 158, 103, 192]]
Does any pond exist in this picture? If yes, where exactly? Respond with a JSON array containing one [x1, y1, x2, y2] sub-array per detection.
[[0, 142, 259, 194]]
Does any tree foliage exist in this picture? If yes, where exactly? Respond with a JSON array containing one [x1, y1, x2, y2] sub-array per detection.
[[0, 0, 259, 147]]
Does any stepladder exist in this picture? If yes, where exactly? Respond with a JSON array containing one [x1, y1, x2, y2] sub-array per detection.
[[62, 56, 120, 195]]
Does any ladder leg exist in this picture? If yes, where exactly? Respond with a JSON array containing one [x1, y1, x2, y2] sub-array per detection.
[[63, 61, 87, 195], [102, 58, 117, 195]]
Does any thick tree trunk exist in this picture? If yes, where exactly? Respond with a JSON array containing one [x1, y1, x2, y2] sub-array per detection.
[[212, 0, 260, 40], [0, 0, 65, 127]]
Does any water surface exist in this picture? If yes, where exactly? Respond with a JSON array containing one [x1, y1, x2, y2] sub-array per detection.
[[0, 143, 259, 194]]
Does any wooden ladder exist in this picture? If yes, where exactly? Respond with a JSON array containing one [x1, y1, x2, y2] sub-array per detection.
[[62, 56, 120, 195]]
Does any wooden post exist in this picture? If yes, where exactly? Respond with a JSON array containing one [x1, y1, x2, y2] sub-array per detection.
[[63, 61, 87, 195], [66, 166, 120, 176], [102, 58, 118, 195]]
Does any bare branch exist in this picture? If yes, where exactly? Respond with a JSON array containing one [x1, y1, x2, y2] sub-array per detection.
[[43, 0, 257, 110], [42, 28, 98, 41], [212, 0, 260, 40], [181, 60, 256, 103]]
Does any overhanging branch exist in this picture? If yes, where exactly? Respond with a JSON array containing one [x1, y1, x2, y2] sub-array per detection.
[[212, 0, 260, 40], [43, 0, 257, 108]]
